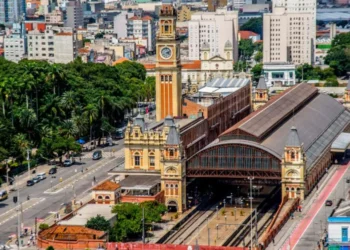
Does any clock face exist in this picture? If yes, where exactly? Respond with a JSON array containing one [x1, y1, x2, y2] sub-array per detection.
[[161, 47, 172, 59]]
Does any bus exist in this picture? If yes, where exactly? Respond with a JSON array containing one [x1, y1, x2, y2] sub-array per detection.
[[0, 190, 8, 201]]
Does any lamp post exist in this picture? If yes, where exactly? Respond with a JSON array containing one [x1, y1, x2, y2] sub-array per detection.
[[234, 207, 237, 221], [225, 216, 227, 230], [230, 193, 233, 205], [248, 176, 254, 249], [216, 205, 218, 219], [27, 149, 31, 180], [216, 224, 219, 240], [223, 199, 226, 209]]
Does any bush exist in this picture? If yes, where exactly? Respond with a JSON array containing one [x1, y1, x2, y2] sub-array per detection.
[[39, 223, 49, 231], [46, 246, 54, 250]]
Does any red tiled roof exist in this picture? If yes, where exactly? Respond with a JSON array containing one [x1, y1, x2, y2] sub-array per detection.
[[182, 60, 201, 70], [143, 63, 156, 70], [92, 180, 121, 191], [56, 32, 72, 36], [112, 57, 130, 66], [129, 15, 153, 21], [239, 30, 259, 40], [40, 225, 105, 241]]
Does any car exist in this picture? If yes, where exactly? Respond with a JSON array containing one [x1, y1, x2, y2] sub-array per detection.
[[92, 150, 102, 160], [32, 176, 40, 183], [63, 159, 74, 167], [325, 200, 333, 206], [49, 167, 57, 175], [26, 180, 34, 186], [37, 172, 47, 180]]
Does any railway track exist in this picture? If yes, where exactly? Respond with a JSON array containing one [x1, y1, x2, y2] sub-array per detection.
[[224, 187, 280, 247], [163, 202, 216, 244]]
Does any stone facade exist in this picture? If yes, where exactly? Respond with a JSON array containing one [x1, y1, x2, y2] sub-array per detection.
[[124, 116, 186, 213], [281, 127, 306, 200], [252, 76, 269, 111]]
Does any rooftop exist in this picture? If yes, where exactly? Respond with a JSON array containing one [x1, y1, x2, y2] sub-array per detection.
[[40, 225, 105, 241], [92, 180, 121, 191], [58, 204, 115, 226], [119, 175, 160, 190], [218, 84, 350, 169], [239, 30, 259, 39]]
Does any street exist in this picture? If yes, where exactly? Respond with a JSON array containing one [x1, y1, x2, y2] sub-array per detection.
[[281, 163, 349, 250], [0, 141, 125, 243]]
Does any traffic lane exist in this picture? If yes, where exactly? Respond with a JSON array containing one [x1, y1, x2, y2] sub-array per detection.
[[0, 159, 96, 213], [0, 157, 122, 242], [294, 174, 350, 250]]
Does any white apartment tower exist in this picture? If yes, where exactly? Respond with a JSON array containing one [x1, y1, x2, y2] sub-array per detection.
[[188, 9, 239, 62], [263, 0, 316, 65], [4, 23, 26, 62]]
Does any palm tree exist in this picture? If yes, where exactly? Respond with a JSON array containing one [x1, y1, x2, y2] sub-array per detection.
[[83, 104, 98, 144], [60, 119, 79, 139], [60, 91, 76, 115], [46, 64, 65, 95], [13, 133, 30, 158]]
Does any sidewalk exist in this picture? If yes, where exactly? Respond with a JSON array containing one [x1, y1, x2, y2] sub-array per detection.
[[266, 165, 338, 250]]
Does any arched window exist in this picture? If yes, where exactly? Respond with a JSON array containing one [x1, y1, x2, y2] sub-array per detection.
[[169, 148, 174, 157], [259, 93, 263, 98], [98, 195, 103, 199], [291, 151, 295, 160], [105, 196, 110, 200], [134, 152, 141, 166], [149, 153, 155, 167], [166, 184, 169, 188], [175, 184, 178, 188], [170, 184, 174, 188], [162, 21, 171, 34]]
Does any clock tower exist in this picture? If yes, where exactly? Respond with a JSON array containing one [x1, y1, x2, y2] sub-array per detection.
[[155, 3, 182, 122]]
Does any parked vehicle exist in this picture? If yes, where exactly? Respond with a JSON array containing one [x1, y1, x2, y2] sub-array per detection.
[[325, 200, 333, 206], [26, 180, 34, 186], [32, 176, 40, 183], [37, 172, 47, 180], [0, 190, 8, 201], [49, 167, 57, 175], [63, 159, 75, 167], [92, 150, 102, 160]]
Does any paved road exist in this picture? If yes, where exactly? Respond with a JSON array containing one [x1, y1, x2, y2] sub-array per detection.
[[281, 163, 349, 250], [0, 142, 125, 243]]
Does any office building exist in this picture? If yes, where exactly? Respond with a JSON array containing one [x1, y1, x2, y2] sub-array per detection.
[[263, 7, 314, 65], [188, 9, 239, 62], [65, 0, 83, 29], [45, 8, 64, 24], [0, 0, 26, 24], [4, 23, 26, 62], [263, 0, 316, 65], [126, 15, 156, 52]]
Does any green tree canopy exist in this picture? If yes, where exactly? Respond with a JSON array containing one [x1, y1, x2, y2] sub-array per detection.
[[251, 63, 263, 83], [240, 18, 263, 37], [331, 32, 350, 47], [85, 214, 110, 231], [239, 39, 255, 59]]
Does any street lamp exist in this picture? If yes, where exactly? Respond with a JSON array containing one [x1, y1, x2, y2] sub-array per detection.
[[230, 193, 233, 205], [223, 199, 226, 209], [216, 205, 219, 219]]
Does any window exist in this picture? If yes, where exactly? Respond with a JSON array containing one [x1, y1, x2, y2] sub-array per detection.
[[169, 149, 174, 157], [291, 151, 295, 160], [149, 156, 155, 166], [134, 153, 140, 166], [105, 196, 110, 200], [98, 195, 103, 199]]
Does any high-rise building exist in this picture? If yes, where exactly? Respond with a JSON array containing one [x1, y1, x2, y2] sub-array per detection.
[[113, 11, 134, 38], [27, 25, 78, 63], [188, 9, 239, 62], [0, 0, 26, 24], [126, 15, 156, 52], [263, 0, 316, 65], [65, 0, 83, 28], [4, 23, 27, 62], [155, 4, 182, 121]]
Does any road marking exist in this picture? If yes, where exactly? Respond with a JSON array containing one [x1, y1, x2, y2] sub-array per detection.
[[0, 198, 45, 226], [43, 156, 123, 194], [282, 164, 348, 250]]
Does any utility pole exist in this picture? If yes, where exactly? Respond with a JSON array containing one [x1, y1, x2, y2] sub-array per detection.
[[142, 207, 145, 243], [248, 176, 254, 249], [27, 149, 31, 180]]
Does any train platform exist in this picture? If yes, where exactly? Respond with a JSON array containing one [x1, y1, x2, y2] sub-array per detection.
[[185, 206, 255, 246]]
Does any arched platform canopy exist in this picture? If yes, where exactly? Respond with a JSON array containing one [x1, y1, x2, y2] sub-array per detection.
[[187, 84, 350, 179], [186, 139, 282, 181]]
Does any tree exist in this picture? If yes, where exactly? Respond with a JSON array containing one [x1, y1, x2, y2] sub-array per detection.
[[86, 214, 110, 231], [325, 46, 350, 76], [251, 63, 263, 83], [39, 223, 49, 230], [46, 246, 55, 250], [240, 18, 263, 37], [324, 77, 339, 87], [331, 33, 350, 47], [141, 201, 167, 223], [239, 39, 254, 59], [254, 51, 263, 63]]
